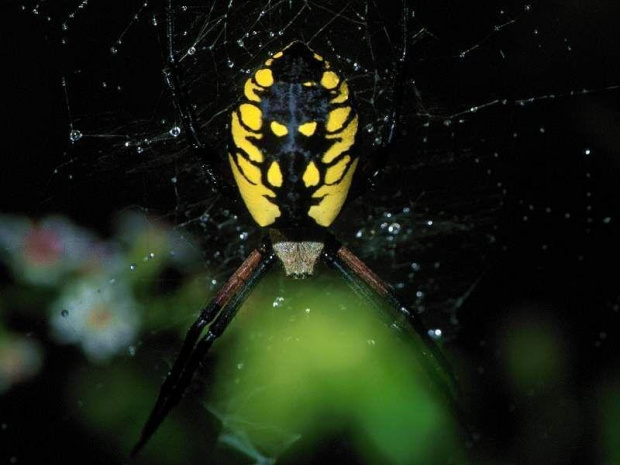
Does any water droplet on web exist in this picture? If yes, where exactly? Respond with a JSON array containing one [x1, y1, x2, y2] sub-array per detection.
[[110, 46, 118, 54], [388, 223, 401, 235], [273, 296, 285, 308], [128, 346, 136, 357], [169, 126, 181, 137], [61, 309, 69, 318], [428, 328, 443, 339], [129, 263, 137, 271], [69, 129, 83, 143]]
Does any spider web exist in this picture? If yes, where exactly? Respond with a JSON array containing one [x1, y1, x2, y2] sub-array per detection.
[[5, 0, 620, 463]]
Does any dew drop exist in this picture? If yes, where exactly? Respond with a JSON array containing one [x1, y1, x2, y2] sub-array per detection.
[[128, 346, 136, 357], [169, 126, 181, 137], [388, 223, 401, 235], [129, 263, 137, 271], [69, 129, 83, 143], [61, 309, 69, 318], [428, 328, 443, 339]]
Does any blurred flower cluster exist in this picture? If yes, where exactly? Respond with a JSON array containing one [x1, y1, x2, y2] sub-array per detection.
[[0, 212, 205, 393]]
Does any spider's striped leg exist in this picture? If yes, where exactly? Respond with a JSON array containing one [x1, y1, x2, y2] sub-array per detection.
[[159, 0, 231, 194], [321, 235, 458, 402], [131, 241, 276, 458]]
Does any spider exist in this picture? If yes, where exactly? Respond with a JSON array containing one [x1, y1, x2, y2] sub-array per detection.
[[132, 0, 459, 456]]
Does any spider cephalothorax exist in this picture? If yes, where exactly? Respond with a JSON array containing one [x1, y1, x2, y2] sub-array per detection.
[[229, 41, 359, 229]]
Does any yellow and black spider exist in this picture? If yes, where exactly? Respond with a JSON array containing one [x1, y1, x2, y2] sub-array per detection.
[[132, 0, 458, 456]]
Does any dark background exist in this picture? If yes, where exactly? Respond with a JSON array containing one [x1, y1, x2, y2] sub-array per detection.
[[1, 0, 619, 463]]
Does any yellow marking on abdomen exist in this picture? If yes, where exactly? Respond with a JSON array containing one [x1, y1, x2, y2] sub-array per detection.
[[255, 68, 274, 87], [323, 114, 358, 163], [299, 121, 317, 136], [270, 121, 289, 137], [325, 155, 352, 185], [330, 82, 349, 104], [267, 161, 283, 187], [229, 154, 280, 227], [235, 153, 262, 185], [321, 71, 340, 90], [239, 103, 263, 131], [231, 112, 264, 163], [302, 161, 320, 187], [309, 158, 359, 227], [244, 79, 262, 102], [326, 106, 351, 133]]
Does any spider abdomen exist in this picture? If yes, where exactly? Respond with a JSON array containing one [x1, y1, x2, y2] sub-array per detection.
[[229, 41, 359, 229]]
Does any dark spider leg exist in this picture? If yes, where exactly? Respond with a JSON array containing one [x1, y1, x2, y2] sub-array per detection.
[[131, 241, 276, 458], [160, 0, 230, 194], [321, 234, 458, 401], [354, 0, 410, 195]]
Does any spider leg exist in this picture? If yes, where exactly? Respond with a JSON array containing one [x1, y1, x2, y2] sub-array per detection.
[[321, 234, 458, 401], [159, 0, 232, 194], [354, 0, 410, 195], [131, 240, 276, 458]]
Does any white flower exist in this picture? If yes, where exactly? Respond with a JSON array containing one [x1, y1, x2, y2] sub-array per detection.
[[50, 276, 140, 363]]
